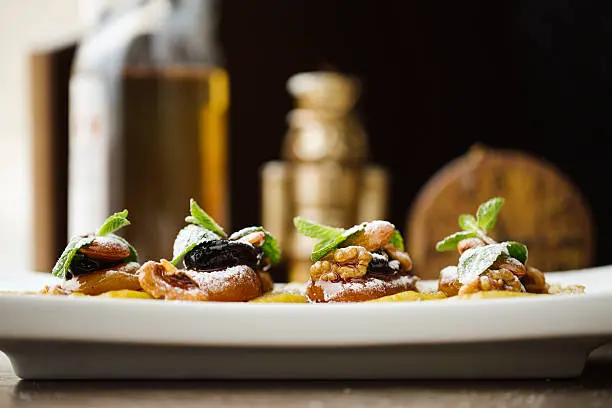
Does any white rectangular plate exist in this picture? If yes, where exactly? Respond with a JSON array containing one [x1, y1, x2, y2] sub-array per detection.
[[1, 267, 612, 380]]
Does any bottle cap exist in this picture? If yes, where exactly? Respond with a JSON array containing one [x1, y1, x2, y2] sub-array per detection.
[[287, 71, 360, 114]]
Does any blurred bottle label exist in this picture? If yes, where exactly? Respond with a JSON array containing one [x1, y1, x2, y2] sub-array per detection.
[[68, 74, 111, 237]]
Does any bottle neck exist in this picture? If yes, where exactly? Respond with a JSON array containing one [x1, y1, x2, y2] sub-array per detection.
[[152, 0, 223, 66]]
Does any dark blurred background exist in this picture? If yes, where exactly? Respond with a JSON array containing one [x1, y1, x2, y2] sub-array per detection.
[[19, 0, 612, 276], [220, 0, 611, 264]]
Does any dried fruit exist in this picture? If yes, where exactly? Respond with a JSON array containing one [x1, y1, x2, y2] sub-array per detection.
[[183, 240, 260, 271]]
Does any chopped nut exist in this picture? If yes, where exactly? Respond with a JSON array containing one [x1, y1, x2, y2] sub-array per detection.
[[344, 221, 395, 252], [458, 268, 525, 295], [79, 236, 131, 262], [309, 246, 373, 281], [438, 266, 462, 297], [160, 259, 179, 276], [457, 238, 485, 255], [334, 246, 358, 263], [383, 243, 413, 271], [492, 256, 526, 277], [238, 231, 266, 248], [479, 275, 491, 291], [522, 266, 547, 293]]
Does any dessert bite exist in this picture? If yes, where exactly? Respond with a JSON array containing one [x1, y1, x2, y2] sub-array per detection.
[[45, 210, 141, 296], [435, 197, 548, 297], [138, 199, 279, 301], [294, 217, 418, 302]]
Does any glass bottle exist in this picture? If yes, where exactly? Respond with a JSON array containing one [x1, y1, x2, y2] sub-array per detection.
[[69, 0, 229, 261]]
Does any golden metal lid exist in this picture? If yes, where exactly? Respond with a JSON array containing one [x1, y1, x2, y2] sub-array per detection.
[[287, 71, 360, 114]]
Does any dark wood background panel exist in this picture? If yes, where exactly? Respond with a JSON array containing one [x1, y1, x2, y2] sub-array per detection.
[[218, 0, 612, 265]]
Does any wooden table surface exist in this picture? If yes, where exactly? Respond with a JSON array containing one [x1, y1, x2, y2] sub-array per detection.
[[3, 349, 612, 408]]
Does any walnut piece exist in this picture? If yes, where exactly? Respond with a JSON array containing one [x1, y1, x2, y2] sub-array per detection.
[[458, 268, 525, 295], [309, 246, 373, 281], [344, 221, 395, 252], [457, 238, 485, 255], [237, 231, 266, 248], [522, 266, 547, 293], [383, 243, 413, 271]]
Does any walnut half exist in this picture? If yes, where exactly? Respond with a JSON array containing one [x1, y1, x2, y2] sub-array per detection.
[[458, 268, 525, 295], [309, 246, 373, 281]]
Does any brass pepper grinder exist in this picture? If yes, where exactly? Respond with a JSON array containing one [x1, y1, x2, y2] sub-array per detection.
[[261, 71, 389, 282]]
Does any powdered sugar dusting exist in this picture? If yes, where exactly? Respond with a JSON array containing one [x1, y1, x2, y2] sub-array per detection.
[[185, 265, 256, 294], [317, 274, 418, 302]]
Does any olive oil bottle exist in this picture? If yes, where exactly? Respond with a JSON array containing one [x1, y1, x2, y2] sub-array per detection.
[[69, 0, 229, 261]]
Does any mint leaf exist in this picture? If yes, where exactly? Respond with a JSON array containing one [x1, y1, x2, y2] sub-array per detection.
[[186, 198, 227, 238], [389, 230, 405, 251], [435, 231, 478, 252], [457, 243, 509, 284], [505, 241, 528, 264], [311, 224, 364, 262], [96, 210, 130, 236], [51, 235, 96, 279], [293, 217, 344, 241], [108, 233, 138, 263], [293, 217, 368, 261], [458, 214, 478, 232], [229, 226, 281, 266], [476, 197, 505, 232], [171, 224, 221, 265]]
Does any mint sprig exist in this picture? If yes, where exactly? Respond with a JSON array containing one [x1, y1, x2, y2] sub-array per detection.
[[506, 241, 528, 264], [476, 197, 504, 232], [229, 226, 281, 266], [457, 243, 509, 284], [96, 210, 130, 236], [457, 241, 528, 284], [294, 217, 363, 261], [52, 211, 136, 279], [435, 231, 478, 252], [389, 230, 405, 251], [311, 224, 364, 262], [293, 217, 344, 241], [185, 198, 227, 239], [435, 197, 505, 252], [52, 236, 96, 279], [294, 217, 407, 261]]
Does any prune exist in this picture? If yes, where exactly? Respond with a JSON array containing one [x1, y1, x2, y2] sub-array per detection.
[[367, 252, 400, 275], [69, 254, 119, 278], [184, 240, 260, 271]]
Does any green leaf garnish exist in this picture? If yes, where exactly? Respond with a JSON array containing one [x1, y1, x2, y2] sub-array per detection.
[[229, 226, 281, 266], [476, 197, 505, 232], [435, 231, 478, 252], [171, 224, 221, 266], [505, 241, 528, 264], [53, 211, 137, 279], [96, 210, 130, 236], [293, 217, 368, 261], [51, 236, 96, 279], [389, 230, 405, 251], [457, 243, 509, 284], [185, 198, 227, 238], [311, 224, 364, 262], [458, 214, 478, 232], [293, 217, 344, 241]]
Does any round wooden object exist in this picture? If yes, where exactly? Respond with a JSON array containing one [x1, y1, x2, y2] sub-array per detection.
[[407, 146, 594, 280]]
